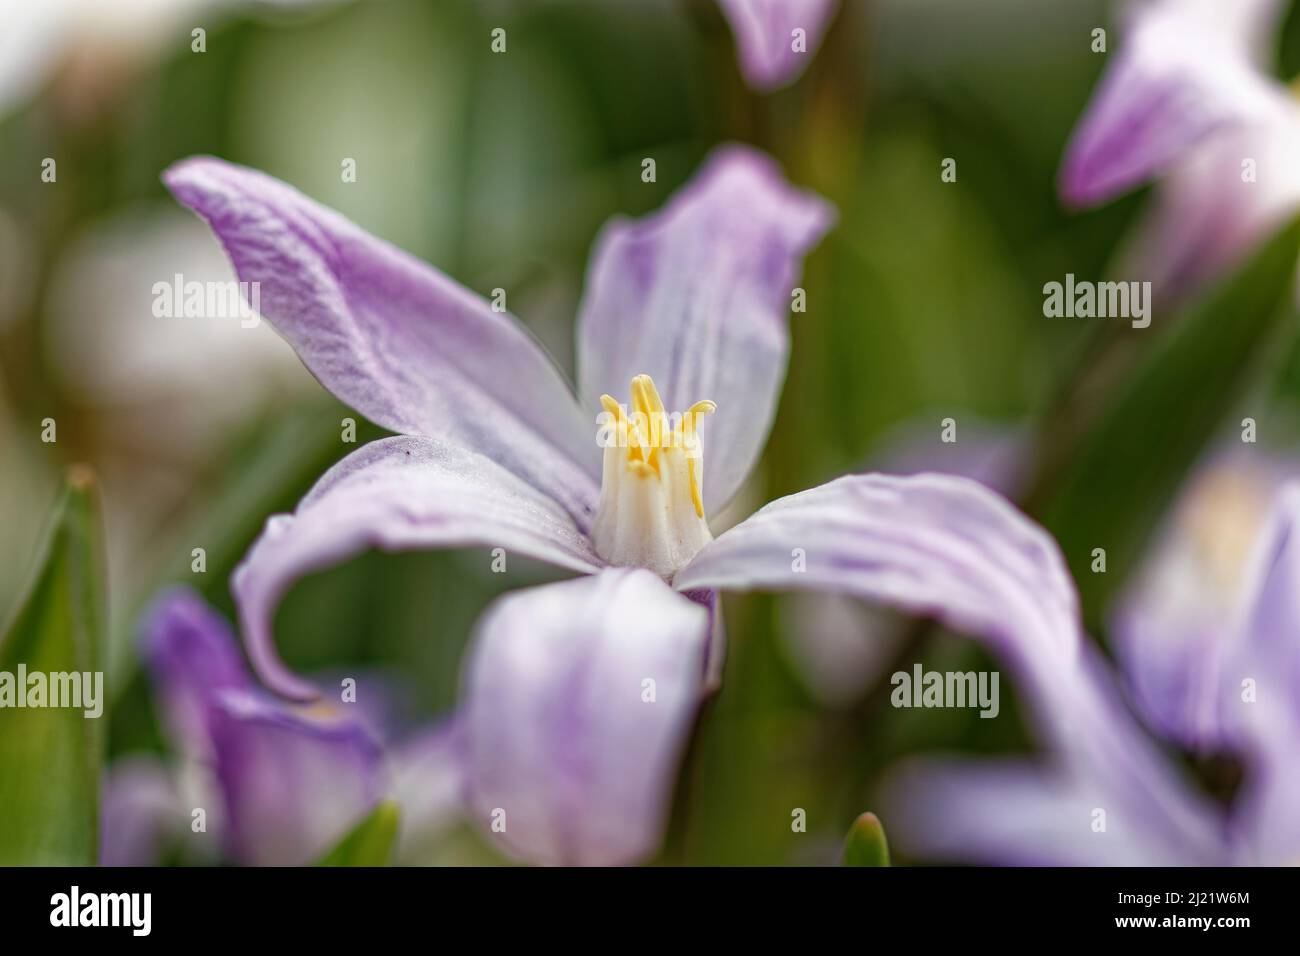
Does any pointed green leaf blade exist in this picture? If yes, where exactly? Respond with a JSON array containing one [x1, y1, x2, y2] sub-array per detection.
[[843, 812, 891, 867], [0, 468, 107, 865], [316, 800, 401, 867]]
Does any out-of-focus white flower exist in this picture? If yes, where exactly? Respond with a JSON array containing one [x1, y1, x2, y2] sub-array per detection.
[[45, 204, 312, 446], [0, 0, 337, 120]]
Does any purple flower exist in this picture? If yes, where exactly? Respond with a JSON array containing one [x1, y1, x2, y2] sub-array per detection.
[[100, 756, 181, 867], [716, 0, 840, 91], [165, 144, 1091, 866], [1110, 448, 1292, 752], [104, 589, 458, 866], [881, 462, 1300, 866], [146, 590, 387, 866], [1059, 0, 1300, 300]]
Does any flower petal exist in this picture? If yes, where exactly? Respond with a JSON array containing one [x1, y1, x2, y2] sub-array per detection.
[[207, 688, 386, 867], [778, 420, 1025, 706], [234, 435, 604, 699], [1223, 483, 1300, 862], [460, 569, 710, 865], [142, 588, 252, 758], [163, 157, 599, 521], [880, 754, 1224, 866], [880, 641, 1231, 865], [1109, 449, 1283, 750], [140, 590, 397, 865], [678, 472, 1231, 865], [675, 472, 1080, 682], [390, 723, 466, 864], [1113, 119, 1300, 303], [780, 593, 907, 707], [99, 756, 180, 867], [576, 146, 834, 514], [677, 472, 1212, 810], [1059, 0, 1291, 207], [1110, 601, 1229, 751], [717, 0, 840, 91], [1233, 484, 1300, 724]]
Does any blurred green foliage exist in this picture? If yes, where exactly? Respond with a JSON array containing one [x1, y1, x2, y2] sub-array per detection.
[[1033, 219, 1300, 626], [316, 800, 401, 867], [0, 471, 105, 864]]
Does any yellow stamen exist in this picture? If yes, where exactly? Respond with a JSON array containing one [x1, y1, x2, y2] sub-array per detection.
[[631, 375, 667, 471], [600, 374, 715, 518], [683, 399, 716, 517], [593, 374, 717, 577], [631, 373, 666, 417], [294, 700, 343, 724], [599, 393, 623, 419]]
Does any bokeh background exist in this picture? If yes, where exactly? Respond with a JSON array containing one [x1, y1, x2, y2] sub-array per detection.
[[4, 0, 1300, 864]]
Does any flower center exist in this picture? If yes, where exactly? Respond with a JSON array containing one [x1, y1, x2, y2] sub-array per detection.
[[293, 699, 347, 725], [1180, 463, 1270, 599], [591, 373, 716, 579]]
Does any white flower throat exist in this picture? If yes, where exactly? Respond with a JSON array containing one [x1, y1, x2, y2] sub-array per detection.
[[592, 374, 716, 579]]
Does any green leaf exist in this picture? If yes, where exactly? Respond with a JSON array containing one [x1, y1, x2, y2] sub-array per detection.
[[1034, 216, 1300, 625], [316, 800, 401, 867], [0, 468, 107, 865], [842, 812, 891, 867]]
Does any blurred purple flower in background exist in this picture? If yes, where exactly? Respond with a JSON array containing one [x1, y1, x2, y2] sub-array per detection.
[[882, 462, 1300, 866], [102, 589, 458, 866], [586, 0, 839, 92], [1110, 448, 1292, 753], [162, 143, 1099, 866], [716, 0, 840, 91], [1060, 0, 1300, 301], [100, 756, 183, 867]]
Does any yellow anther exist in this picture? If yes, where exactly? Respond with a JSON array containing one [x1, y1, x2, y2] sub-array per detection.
[[683, 400, 716, 434], [295, 700, 343, 724], [682, 400, 715, 517], [600, 374, 714, 518], [631, 373, 666, 417], [593, 373, 717, 577], [599, 393, 624, 419]]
